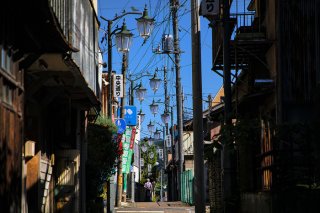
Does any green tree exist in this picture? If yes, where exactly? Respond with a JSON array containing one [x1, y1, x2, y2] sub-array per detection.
[[86, 116, 119, 201], [140, 138, 157, 184]]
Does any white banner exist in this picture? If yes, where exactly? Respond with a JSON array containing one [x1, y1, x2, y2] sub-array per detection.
[[158, 149, 163, 159], [113, 74, 123, 98], [135, 115, 141, 144], [165, 135, 172, 148]]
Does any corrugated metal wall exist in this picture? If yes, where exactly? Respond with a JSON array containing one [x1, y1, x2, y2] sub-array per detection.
[[49, 0, 99, 96], [71, 0, 98, 95]]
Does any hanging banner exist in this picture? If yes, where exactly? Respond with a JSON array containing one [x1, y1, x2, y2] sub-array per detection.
[[135, 115, 141, 144], [125, 149, 133, 174], [122, 127, 131, 173], [158, 149, 163, 159], [165, 135, 172, 148], [122, 127, 136, 174], [113, 74, 123, 98], [129, 128, 136, 149], [126, 128, 136, 173]]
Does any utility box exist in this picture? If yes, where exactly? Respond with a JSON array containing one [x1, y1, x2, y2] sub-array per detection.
[[162, 34, 173, 53]]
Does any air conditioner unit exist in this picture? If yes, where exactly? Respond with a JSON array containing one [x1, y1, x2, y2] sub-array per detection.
[[25, 140, 35, 158]]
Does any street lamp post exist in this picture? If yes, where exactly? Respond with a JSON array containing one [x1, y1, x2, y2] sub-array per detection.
[[137, 109, 146, 123], [100, 4, 154, 117], [100, 6, 155, 208], [149, 72, 162, 93], [154, 129, 162, 140], [147, 121, 155, 135], [149, 99, 159, 116]]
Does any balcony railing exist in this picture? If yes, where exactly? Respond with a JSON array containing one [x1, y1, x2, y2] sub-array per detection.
[[49, 0, 71, 43], [48, 0, 99, 96], [212, 11, 267, 70]]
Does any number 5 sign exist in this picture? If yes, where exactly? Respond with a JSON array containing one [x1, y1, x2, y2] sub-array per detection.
[[201, 0, 219, 16]]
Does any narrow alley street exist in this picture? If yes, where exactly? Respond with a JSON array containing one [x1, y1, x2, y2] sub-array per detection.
[[113, 201, 205, 213], [1, 0, 320, 212]]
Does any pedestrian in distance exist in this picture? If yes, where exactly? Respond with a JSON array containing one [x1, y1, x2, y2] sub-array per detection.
[[144, 178, 152, 202]]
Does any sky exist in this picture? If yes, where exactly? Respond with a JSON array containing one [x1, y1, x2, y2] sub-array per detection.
[[98, 0, 249, 138]]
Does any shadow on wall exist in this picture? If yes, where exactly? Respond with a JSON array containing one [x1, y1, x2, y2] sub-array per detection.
[[0, 136, 22, 213]]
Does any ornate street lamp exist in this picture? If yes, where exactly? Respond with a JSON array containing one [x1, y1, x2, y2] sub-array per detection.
[[147, 137, 153, 146], [149, 72, 161, 93], [149, 99, 159, 115], [154, 128, 162, 140], [135, 82, 147, 102], [115, 21, 133, 53], [141, 144, 147, 153], [100, 6, 155, 118], [137, 109, 146, 123], [136, 5, 155, 39], [147, 121, 155, 134], [161, 110, 170, 124]]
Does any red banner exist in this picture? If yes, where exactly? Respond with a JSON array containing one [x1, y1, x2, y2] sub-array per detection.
[[117, 133, 123, 155], [129, 128, 136, 149]]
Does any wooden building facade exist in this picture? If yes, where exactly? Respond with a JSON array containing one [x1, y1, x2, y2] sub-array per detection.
[[1, 0, 101, 212], [207, 0, 320, 212]]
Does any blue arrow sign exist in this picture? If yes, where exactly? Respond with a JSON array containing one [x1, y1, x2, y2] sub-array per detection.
[[123, 106, 137, 126], [115, 118, 126, 134]]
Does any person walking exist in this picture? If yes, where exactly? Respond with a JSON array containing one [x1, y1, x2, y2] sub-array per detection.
[[144, 178, 152, 202]]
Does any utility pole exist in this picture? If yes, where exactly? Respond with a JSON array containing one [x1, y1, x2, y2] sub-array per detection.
[[164, 66, 168, 141], [107, 20, 113, 118], [106, 19, 113, 213], [191, 0, 205, 212], [222, 0, 237, 212], [163, 66, 169, 170], [171, 0, 184, 200], [170, 106, 175, 200], [116, 53, 127, 206], [163, 66, 169, 202]]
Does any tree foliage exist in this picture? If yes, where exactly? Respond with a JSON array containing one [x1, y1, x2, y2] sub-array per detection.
[[140, 138, 157, 184], [86, 115, 119, 201]]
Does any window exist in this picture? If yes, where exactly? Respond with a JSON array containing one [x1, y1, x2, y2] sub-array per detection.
[[0, 46, 12, 74], [2, 80, 14, 106], [261, 120, 273, 190]]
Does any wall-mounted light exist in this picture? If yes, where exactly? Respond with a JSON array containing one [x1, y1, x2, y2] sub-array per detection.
[[25, 140, 36, 158]]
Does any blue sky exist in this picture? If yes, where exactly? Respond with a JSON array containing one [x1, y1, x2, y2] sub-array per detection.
[[98, 0, 248, 138]]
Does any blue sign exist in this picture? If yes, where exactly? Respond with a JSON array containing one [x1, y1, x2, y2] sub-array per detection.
[[115, 118, 126, 134], [123, 106, 137, 126]]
